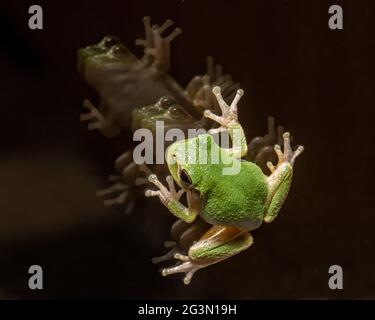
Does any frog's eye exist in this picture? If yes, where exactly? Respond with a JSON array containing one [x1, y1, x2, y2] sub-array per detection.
[[101, 36, 120, 48], [110, 44, 131, 56], [179, 169, 193, 189], [158, 96, 176, 109], [169, 106, 189, 120]]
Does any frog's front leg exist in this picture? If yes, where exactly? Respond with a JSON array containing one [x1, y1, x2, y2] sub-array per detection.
[[80, 99, 121, 138], [161, 226, 253, 285], [145, 174, 198, 223], [263, 132, 304, 223], [204, 87, 248, 158], [96, 156, 152, 214]]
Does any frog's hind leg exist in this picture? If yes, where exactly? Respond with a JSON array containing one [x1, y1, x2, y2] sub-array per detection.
[[151, 218, 210, 264], [264, 132, 304, 223], [161, 225, 253, 285]]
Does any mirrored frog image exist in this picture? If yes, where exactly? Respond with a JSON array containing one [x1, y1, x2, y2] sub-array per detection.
[[0, 0, 370, 300], [78, 17, 298, 216], [78, 17, 198, 138], [78, 16, 302, 285]]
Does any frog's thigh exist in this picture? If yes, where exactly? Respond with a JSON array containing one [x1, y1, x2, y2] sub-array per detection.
[[188, 225, 253, 262]]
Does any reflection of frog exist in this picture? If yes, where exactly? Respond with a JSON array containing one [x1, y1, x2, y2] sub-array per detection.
[[132, 95, 198, 133], [147, 87, 304, 284], [79, 17, 206, 138], [78, 16, 297, 215]]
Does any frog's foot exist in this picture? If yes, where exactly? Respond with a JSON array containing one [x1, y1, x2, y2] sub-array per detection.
[[135, 16, 182, 72], [96, 175, 136, 213], [267, 132, 304, 173], [134, 164, 153, 186], [145, 174, 184, 205], [96, 175, 129, 206], [161, 226, 253, 285], [151, 241, 181, 264], [204, 86, 244, 135], [80, 99, 120, 138], [160, 253, 210, 285]]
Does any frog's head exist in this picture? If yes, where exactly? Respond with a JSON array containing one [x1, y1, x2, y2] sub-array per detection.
[[132, 95, 198, 133], [166, 134, 219, 191], [77, 36, 138, 86]]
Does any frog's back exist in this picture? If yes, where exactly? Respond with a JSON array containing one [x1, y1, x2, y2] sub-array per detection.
[[200, 160, 268, 231]]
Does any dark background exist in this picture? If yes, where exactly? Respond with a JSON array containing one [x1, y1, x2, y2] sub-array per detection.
[[0, 0, 373, 299]]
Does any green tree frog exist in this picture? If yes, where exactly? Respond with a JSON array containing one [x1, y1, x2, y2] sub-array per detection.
[[146, 86, 304, 285]]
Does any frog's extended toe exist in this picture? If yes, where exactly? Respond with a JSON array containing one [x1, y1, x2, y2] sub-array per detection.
[[145, 189, 160, 197], [151, 241, 180, 264], [290, 145, 304, 166], [135, 16, 182, 71], [135, 164, 153, 186], [80, 99, 120, 137], [152, 249, 179, 264], [96, 175, 130, 206], [161, 259, 205, 285], [276, 132, 304, 167], [268, 132, 304, 172], [266, 161, 276, 173], [80, 100, 104, 127], [96, 179, 127, 197], [145, 174, 172, 204], [148, 174, 167, 191], [102, 191, 129, 206], [95, 175, 139, 212], [166, 175, 184, 201], [203, 109, 223, 125], [146, 174, 183, 204]]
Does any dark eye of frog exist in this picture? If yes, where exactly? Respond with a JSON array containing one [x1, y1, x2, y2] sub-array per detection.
[[168, 106, 189, 120], [100, 36, 120, 48], [110, 44, 130, 56], [179, 169, 193, 189], [158, 96, 176, 109]]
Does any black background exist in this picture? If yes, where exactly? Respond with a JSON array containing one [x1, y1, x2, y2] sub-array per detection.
[[0, 0, 373, 299]]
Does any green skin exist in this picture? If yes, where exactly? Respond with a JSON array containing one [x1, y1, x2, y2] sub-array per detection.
[[146, 87, 303, 284], [165, 125, 292, 230]]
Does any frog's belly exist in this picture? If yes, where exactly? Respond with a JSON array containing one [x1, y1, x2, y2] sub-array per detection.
[[199, 208, 264, 231]]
